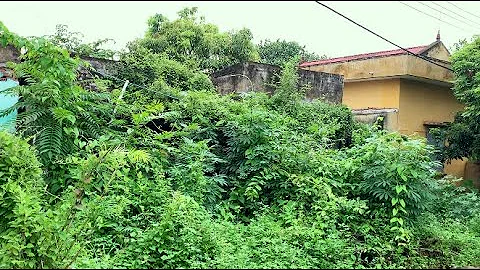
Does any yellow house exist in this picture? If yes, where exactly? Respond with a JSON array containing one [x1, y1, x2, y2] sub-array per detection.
[[299, 34, 467, 178]]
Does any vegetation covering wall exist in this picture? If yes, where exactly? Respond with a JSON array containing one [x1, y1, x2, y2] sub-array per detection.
[[1, 7, 480, 269]]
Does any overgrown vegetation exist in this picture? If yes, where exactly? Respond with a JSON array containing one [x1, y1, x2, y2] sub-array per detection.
[[136, 7, 259, 73], [433, 35, 480, 164], [1, 7, 480, 269], [46, 24, 116, 60], [258, 39, 326, 67]]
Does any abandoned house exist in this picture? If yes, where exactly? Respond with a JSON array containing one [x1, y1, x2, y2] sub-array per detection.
[[299, 33, 472, 181]]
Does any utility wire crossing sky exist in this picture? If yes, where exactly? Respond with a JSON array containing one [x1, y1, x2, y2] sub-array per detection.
[[1, 1, 480, 58]]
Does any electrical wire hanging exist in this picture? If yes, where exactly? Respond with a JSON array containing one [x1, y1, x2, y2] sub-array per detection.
[[416, 1, 479, 30], [430, 1, 480, 28], [446, 1, 480, 22], [398, 1, 469, 32], [314, 1, 453, 72]]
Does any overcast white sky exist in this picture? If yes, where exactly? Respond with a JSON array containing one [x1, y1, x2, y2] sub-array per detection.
[[2, 1, 480, 59]]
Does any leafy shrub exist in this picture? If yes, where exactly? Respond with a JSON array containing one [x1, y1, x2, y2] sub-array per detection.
[[269, 57, 353, 148], [0, 131, 44, 221], [119, 47, 214, 93], [63, 137, 172, 260], [0, 131, 83, 268], [209, 205, 360, 269], [427, 176, 480, 220], [112, 193, 218, 269], [342, 131, 440, 243], [168, 138, 226, 211]]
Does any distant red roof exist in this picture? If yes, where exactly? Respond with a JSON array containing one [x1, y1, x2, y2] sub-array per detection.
[[300, 45, 428, 67]]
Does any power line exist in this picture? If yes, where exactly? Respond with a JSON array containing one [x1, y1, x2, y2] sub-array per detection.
[[430, 1, 480, 28], [416, 1, 480, 30], [398, 1, 469, 32], [314, 1, 453, 72], [446, 1, 480, 22]]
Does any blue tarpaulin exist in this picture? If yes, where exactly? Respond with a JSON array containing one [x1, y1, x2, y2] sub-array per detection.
[[0, 72, 19, 131]]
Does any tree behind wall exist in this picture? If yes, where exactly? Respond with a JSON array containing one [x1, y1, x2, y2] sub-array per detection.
[[433, 36, 480, 163], [45, 24, 116, 60], [258, 39, 326, 67], [138, 7, 259, 73]]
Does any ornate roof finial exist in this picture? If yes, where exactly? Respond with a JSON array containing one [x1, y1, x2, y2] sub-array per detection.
[[436, 30, 441, 41]]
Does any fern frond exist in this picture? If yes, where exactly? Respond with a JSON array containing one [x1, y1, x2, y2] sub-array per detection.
[[16, 109, 50, 127], [127, 149, 151, 164], [35, 122, 64, 161], [77, 111, 102, 138]]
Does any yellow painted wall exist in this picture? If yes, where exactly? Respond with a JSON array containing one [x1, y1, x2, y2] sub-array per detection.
[[445, 159, 468, 179], [343, 79, 400, 109], [399, 79, 466, 178], [398, 79, 463, 136], [424, 42, 451, 62], [343, 79, 400, 131], [304, 55, 409, 81], [303, 53, 452, 83], [300, 41, 467, 178]]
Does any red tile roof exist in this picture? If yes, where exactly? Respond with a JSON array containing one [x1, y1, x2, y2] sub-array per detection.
[[299, 45, 428, 67]]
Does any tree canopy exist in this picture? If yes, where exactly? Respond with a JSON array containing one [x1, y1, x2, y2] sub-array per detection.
[[45, 24, 116, 59], [258, 39, 326, 67], [136, 7, 259, 72], [434, 36, 480, 162]]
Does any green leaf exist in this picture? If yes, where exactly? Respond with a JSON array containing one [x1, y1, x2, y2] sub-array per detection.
[[397, 217, 404, 226], [391, 197, 398, 206], [390, 226, 399, 231], [66, 114, 76, 124], [399, 199, 406, 208]]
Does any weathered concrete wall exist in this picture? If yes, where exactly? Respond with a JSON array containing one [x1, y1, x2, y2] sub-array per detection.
[[211, 62, 344, 104], [424, 41, 451, 62], [302, 54, 409, 82], [352, 108, 398, 131], [406, 54, 453, 83], [75, 55, 120, 91], [0, 45, 20, 66], [0, 46, 20, 81], [76, 55, 119, 76], [0, 46, 120, 91]]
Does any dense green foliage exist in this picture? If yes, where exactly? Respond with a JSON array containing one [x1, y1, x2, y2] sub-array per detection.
[[136, 7, 259, 73], [1, 8, 480, 269], [0, 22, 109, 195], [258, 39, 326, 67], [46, 24, 116, 60], [433, 36, 480, 162], [0, 131, 83, 268]]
